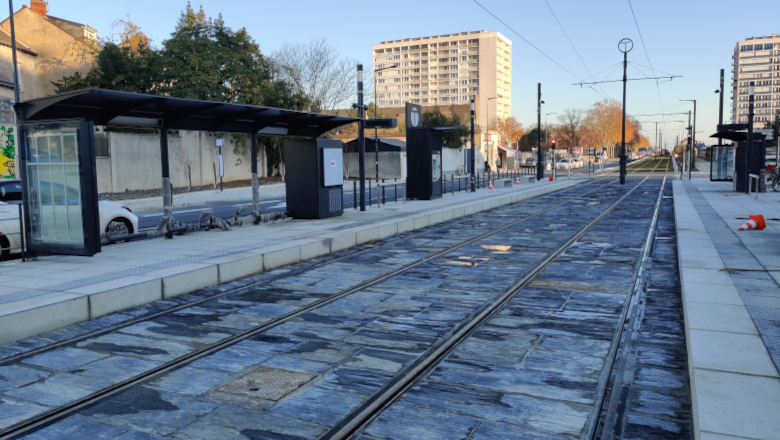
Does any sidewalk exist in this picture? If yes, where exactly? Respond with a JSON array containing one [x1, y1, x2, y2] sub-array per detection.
[[673, 177, 780, 440], [0, 178, 580, 345]]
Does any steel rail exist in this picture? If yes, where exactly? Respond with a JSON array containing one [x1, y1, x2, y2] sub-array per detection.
[[580, 172, 668, 440], [593, 175, 668, 440], [0, 180, 603, 368], [0, 179, 619, 439], [321, 160, 665, 440]]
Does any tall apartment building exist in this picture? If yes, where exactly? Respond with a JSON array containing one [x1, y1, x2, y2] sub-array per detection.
[[731, 35, 780, 126], [372, 31, 511, 130]]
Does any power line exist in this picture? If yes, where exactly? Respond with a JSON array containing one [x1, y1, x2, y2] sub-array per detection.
[[471, 0, 583, 82], [542, 0, 610, 100], [627, 0, 666, 130]]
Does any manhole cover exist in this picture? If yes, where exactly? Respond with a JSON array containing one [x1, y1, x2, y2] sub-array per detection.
[[216, 367, 316, 401]]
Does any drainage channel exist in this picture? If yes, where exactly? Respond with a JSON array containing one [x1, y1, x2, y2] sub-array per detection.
[[0, 179, 621, 439]]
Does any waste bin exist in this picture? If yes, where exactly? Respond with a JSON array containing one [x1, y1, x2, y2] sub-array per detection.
[[406, 128, 443, 200], [284, 139, 344, 219]]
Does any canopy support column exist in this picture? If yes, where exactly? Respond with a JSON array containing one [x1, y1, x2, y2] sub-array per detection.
[[250, 133, 260, 223], [160, 127, 173, 238]]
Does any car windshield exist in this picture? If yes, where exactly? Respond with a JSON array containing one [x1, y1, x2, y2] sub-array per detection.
[[0, 181, 22, 202]]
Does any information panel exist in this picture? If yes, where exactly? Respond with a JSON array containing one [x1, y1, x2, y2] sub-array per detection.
[[19, 120, 100, 256]]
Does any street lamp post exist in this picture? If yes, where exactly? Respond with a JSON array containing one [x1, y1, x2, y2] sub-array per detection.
[[715, 69, 724, 146], [373, 63, 399, 181], [618, 38, 633, 185], [8, 0, 20, 104]]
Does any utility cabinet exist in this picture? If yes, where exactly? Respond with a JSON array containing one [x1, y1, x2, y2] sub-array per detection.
[[284, 139, 343, 219], [406, 128, 443, 200]]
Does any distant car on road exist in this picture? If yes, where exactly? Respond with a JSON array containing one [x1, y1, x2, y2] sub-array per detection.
[[525, 157, 537, 167], [571, 157, 584, 168], [0, 179, 138, 260], [555, 158, 572, 170]]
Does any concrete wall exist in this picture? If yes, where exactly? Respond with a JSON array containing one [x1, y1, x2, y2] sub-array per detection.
[[345, 152, 403, 180], [97, 130, 268, 194]]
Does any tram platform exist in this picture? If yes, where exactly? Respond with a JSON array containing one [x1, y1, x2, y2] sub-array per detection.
[[674, 178, 780, 440], [0, 179, 578, 346]]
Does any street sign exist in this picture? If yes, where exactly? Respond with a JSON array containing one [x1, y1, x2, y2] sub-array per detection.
[[405, 103, 422, 129]]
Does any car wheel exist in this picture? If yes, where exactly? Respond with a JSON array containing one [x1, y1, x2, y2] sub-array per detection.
[[0, 235, 9, 261], [106, 218, 133, 238]]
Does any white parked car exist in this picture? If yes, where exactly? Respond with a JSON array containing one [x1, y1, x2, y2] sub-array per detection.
[[555, 158, 572, 170], [0, 180, 138, 260], [571, 157, 584, 168]]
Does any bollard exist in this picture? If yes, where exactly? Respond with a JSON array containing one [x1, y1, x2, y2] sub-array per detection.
[[353, 181, 357, 210], [369, 180, 372, 207]]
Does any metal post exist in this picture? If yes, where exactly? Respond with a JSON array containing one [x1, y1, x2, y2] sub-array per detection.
[[353, 181, 357, 209], [620, 51, 628, 184], [250, 134, 259, 220], [357, 64, 366, 211], [686, 111, 692, 181], [718, 69, 724, 146], [375, 77, 379, 182], [536, 83, 543, 180], [691, 100, 697, 175], [470, 98, 476, 192], [8, 0, 20, 104], [747, 83, 755, 193]]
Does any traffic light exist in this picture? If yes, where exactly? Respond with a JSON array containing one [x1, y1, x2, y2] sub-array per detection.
[[551, 139, 556, 149]]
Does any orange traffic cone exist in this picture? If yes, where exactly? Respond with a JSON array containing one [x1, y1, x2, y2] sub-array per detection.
[[515, 176, 520, 185], [489, 179, 494, 190], [738, 214, 766, 231]]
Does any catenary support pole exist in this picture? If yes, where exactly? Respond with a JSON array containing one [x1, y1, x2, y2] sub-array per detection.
[[470, 98, 476, 192], [718, 69, 724, 146], [691, 100, 697, 175], [536, 83, 543, 180], [619, 50, 628, 185], [747, 83, 755, 193], [357, 65, 366, 211]]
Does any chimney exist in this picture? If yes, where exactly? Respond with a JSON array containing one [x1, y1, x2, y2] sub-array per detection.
[[30, 0, 48, 17]]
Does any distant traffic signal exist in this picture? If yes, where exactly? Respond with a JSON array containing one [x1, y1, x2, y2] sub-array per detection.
[[551, 139, 556, 149]]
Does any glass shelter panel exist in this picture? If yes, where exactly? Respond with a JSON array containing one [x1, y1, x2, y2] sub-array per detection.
[[20, 121, 100, 256], [710, 145, 734, 181]]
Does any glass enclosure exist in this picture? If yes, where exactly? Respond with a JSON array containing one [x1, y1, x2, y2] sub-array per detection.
[[710, 145, 734, 181], [20, 120, 100, 256]]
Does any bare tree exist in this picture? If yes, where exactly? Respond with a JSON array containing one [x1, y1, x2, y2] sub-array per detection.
[[556, 109, 586, 150], [172, 142, 193, 189], [272, 39, 368, 114]]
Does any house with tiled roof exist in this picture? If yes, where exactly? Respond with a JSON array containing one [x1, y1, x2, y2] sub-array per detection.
[[0, 0, 96, 99]]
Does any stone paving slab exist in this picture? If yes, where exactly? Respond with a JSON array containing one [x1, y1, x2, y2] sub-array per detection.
[[674, 179, 780, 440], [0, 179, 578, 345]]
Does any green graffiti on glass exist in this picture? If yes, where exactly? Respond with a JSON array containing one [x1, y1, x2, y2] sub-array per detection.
[[1, 126, 15, 178]]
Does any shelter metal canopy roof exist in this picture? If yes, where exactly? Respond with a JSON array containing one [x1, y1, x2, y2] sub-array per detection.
[[16, 88, 358, 137]]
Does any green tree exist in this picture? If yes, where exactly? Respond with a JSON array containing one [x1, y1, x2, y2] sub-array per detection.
[[518, 127, 550, 151], [421, 105, 468, 148]]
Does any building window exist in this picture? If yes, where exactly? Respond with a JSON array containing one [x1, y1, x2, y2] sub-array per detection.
[[741, 45, 754, 52], [451, 57, 457, 62], [402, 46, 408, 51], [450, 49, 457, 54], [394, 78, 400, 83], [766, 43, 774, 50], [471, 56, 479, 60], [755, 44, 764, 51], [378, 79, 385, 84], [461, 56, 468, 61]]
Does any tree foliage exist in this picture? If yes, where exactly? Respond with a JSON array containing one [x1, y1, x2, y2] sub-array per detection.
[[52, 3, 308, 111], [489, 116, 525, 146], [421, 106, 469, 149]]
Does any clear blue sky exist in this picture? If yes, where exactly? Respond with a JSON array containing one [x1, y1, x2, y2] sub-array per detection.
[[13, 0, 772, 146]]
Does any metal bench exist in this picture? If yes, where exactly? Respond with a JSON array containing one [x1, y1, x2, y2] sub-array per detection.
[[493, 178, 513, 188]]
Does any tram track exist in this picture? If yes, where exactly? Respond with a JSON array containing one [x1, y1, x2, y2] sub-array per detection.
[[0, 178, 627, 439], [0, 163, 664, 440], [0, 180, 607, 369], [323, 162, 665, 440]]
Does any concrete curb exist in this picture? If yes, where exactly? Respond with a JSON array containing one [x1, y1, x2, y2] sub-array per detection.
[[0, 180, 578, 345]]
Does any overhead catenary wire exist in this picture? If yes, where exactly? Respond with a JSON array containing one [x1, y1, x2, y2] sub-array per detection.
[[543, 0, 611, 100], [627, 0, 666, 141], [472, 0, 601, 99]]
